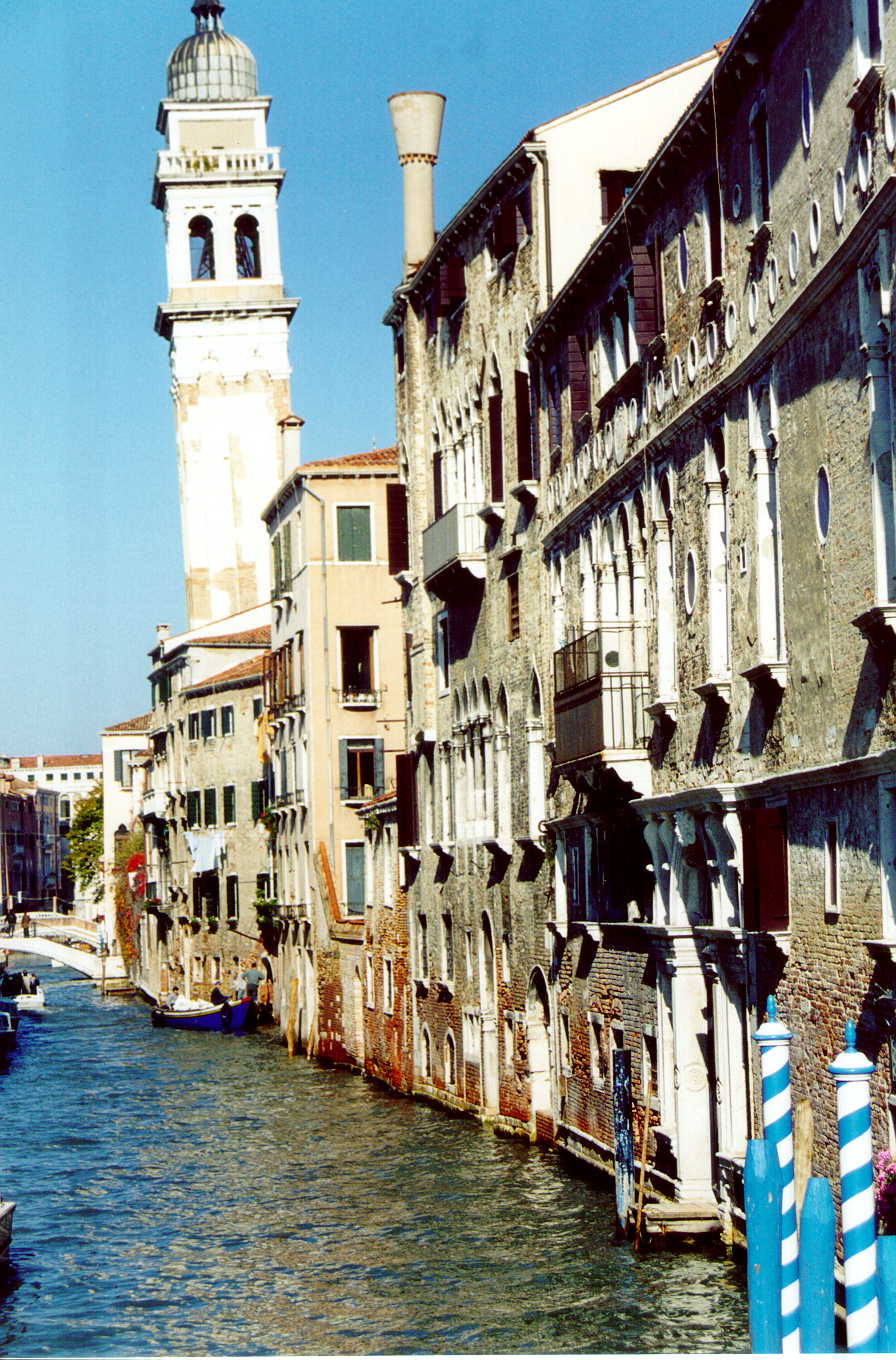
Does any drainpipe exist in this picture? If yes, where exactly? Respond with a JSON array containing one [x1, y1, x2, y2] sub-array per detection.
[[299, 482, 335, 876]]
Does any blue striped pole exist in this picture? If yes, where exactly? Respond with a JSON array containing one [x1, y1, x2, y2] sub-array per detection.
[[745, 1138, 784, 1353], [877, 1235, 896, 1352], [754, 995, 800, 1351], [799, 1176, 836, 1353], [829, 1021, 879, 1352]]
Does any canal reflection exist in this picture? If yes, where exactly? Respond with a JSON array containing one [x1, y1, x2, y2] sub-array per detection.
[[0, 967, 749, 1355]]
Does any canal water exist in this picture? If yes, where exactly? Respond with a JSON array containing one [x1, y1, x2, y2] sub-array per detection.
[[0, 964, 749, 1355]]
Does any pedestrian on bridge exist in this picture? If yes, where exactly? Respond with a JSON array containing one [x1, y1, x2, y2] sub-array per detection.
[[4, 908, 15, 937], [20, 913, 30, 939]]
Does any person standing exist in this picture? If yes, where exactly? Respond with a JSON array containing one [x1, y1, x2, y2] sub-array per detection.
[[20, 912, 30, 939], [241, 958, 264, 1001]]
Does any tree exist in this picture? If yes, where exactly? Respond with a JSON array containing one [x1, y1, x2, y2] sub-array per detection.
[[64, 783, 104, 904]]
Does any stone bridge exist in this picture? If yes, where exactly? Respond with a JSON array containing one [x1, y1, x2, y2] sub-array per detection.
[[1, 913, 127, 982]]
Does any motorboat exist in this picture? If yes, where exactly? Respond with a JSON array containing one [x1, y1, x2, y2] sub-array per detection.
[[15, 987, 45, 1013], [0, 1199, 14, 1262], [0, 1011, 18, 1054], [0, 971, 45, 1012], [150, 994, 257, 1032]]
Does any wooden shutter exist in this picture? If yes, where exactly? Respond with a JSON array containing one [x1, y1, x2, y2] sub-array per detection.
[[374, 739, 385, 796], [250, 780, 263, 821], [386, 483, 409, 574], [492, 199, 517, 259], [631, 244, 659, 349], [282, 520, 292, 590], [339, 740, 349, 801], [741, 805, 790, 932], [514, 370, 533, 481], [567, 334, 589, 424], [488, 390, 504, 502], [433, 447, 444, 520], [204, 788, 217, 826], [438, 256, 466, 313], [396, 752, 420, 848]]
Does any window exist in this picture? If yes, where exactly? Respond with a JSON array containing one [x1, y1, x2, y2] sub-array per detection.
[[854, 0, 882, 78], [226, 875, 239, 919], [564, 826, 596, 923], [365, 952, 375, 1007], [234, 214, 261, 278], [187, 790, 201, 828], [336, 505, 372, 561], [386, 483, 409, 575], [441, 912, 454, 981], [435, 611, 449, 693], [188, 712, 200, 740], [507, 568, 520, 640], [60, 773, 68, 782], [250, 779, 268, 821], [599, 169, 639, 226], [488, 376, 504, 503], [339, 627, 376, 701], [221, 705, 234, 737], [203, 788, 217, 827], [567, 333, 590, 433], [113, 749, 135, 790], [74, 772, 81, 781], [749, 99, 772, 226], [514, 368, 535, 482], [60, 798, 71, 821], [824, 820, 840, 915], [344, 842, 366, 915], [339, 738, 385, 801], [189, 215, 215, 280], [421, 1027, 432, 1080], [704, 170, 723, 281], [445, 1032, 457, 1088], [801, 69, 814, 149], [253, 697, 263, 719], [201, 708, 217, 740], [677, 231, 689, 291], [589, 1013, 607, 1087], [643, 1032, 659, 1110], [741, 804, 789, 931], [416, 913, 429, 978], [223, 785, 236, 825], [383, 956, 395, 1013]]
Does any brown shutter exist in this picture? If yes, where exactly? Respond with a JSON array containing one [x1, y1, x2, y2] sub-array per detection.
[[514, 370, 533, 481], [396, 752, 420, 848], [493, 200, 517, 259], [741, 805, 790, 932], [631, 244, 658, 349], [386, 482, 409, 575], [438, 256, 466, 314], [433, 447, 444, 520], [566, 334, 589, 424], [488, 390, 504, 503]]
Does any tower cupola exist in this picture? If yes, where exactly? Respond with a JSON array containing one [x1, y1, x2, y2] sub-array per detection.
[[167, 0, 257, 102]]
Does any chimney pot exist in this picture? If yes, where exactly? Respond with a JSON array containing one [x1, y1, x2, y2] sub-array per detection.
[[388, 91, 446, 279]]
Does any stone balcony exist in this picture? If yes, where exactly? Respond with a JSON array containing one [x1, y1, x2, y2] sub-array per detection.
[[421, 502, 486, 597]]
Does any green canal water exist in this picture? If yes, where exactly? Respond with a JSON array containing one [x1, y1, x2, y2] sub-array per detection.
[[0, 964, 749, 1354]]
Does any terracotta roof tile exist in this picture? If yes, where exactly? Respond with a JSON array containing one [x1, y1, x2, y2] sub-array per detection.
[[297, 445, 398, 474], [185, 655, 264, 693], [189, 625, 271, 648], [15, 754, 102, 768], [103, 713, 154, 734]]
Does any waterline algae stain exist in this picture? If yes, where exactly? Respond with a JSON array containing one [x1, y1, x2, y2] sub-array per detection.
[[0, 969, 748, 1354]]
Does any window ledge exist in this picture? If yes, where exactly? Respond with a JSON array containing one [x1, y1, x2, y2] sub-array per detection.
[[597, 359, 642, 416], [699, 276, 724, 313], [515, 833, 543, 851], [645, 695, 678, 724], [509, 480, 539, 504], [568, 920, 602, 941], [477, 501, 506, 524], [693, 677, 731, 705], [848, 63, 884, 112], [864, 939, 896, 959], [413, 977, 429, 997], [748, 221, 772, 254], [400, 845, 421, 863], [740, 660, 788, 693], [482, 835, 512, 856], [852, 604, 896, 647], [435, 979, 454, 1000], [428, 840, 455, 858], [394, 569, 416, 589]]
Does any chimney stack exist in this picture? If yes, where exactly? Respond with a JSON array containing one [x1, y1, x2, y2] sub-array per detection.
[[279, 413, 304, 474], [388, 91, 446, 279]]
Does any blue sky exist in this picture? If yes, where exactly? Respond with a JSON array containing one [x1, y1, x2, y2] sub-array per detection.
[[2, 0, 750, 755]]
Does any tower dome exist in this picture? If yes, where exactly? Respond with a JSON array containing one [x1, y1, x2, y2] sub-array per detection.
[[166, 1, 258, 102]]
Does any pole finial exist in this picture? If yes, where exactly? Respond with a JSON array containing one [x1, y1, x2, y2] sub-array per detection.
[[845, 1019, 857, 1050], [191, 0, 225, 32], [766, 995, 777, 1022]]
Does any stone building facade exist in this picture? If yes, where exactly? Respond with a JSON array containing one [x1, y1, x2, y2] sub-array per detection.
[[260, 446, 406, 1065], [524, 0, 896, 1231], [137, 613, 271, 1002], [381, 52, 725, 1142]]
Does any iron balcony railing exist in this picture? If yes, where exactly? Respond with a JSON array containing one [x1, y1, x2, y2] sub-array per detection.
[[553, 625, 650, 763]]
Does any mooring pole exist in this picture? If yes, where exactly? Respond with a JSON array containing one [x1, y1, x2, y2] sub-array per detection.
[[745, 1137, 783, 1353], [753, 995, 800, 1350], [799, 1175, 836, 1353], [829, 1021, 879, 1352]]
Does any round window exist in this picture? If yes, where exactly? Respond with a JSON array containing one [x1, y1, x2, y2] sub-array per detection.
[[767, 254, 779, 307], [808, 199, 821, 255], [706, 321, 719, 365], [788, 229, 800, 281], [678, 231, 689, 292], [724, 301, 738, 349], [687, 336, 699, 383], [671, 354, 682, 396], [748, 280, 759, 330], [684, 550, 698, 615], [816, 466, 831, 544], [833, 167, 847, 227], [858, 133, 873, 193]]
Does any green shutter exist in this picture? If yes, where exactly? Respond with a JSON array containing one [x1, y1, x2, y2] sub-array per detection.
[[223, 785, 236, 824], [374, 739, 385, 795], [251, 780, 262, 821], [282, 520, 292, 588], [338, 506, 371, 561], [339, 740, 349, 800], [204, 788, 217, 826]]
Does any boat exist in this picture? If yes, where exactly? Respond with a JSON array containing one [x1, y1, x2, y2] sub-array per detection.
[[0, 1200, 14, 1262], [0, 971, 45, 1012], [0, 1011, 18, 1054], [150, 995, 257, 1032]]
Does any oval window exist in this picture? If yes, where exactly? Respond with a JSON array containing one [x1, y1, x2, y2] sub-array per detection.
[[748, 280, 759, 330], [816, 466, 831, 544], [788, 229, 800, 281], [833, 167, 847, 227], [678, 231, 689, 292], [706, 321, 719, 365], [731, 183, 743, 219], [767, 255, 779, 307], [808, 199, 821, 256], [684, 550, 698, 616], [887, 89, 896, 155], [724, 301, 738, 349], [687, 336, 699, 383], [671, 354, 682, 397], [858, 133, 873, 193]]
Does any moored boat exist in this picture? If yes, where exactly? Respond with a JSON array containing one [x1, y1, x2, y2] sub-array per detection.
[[0, 1200, 15, 1262], [0, 971, 45, 1011], [150, 995, 256, 1032], [14, 987, 45, 1013], [0, 1011, 18, 1054]]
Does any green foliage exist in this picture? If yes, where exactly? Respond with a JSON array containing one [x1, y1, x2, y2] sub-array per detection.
[[64, 783, 105, 904]]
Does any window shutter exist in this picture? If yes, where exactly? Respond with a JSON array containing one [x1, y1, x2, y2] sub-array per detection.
[[566, 335, 590, 424], [514, 370, 533, 481], [374, 739, 385, 796], [396, 752, 419, 848], [223, 785, 236, 824], [493, 199, 517, 259], [204, 788, 217, 826], [631, 244, 659, 349], [514, 184, 532, 240], [438, 255, 465, 313], [433, 446, 444, 520], [339, 740, 349, 801], [386, 483, 409, 575], [251, 780, 262, 821], [488, 390, 504, 502], [114, 750, 124, 784], [282, 520, 292, 590], [741, 805, 790, 932]]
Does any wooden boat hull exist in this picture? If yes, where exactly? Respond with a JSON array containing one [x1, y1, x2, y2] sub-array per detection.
[[150, 996, 257, 1032], [0, 1201, 14, 1261]]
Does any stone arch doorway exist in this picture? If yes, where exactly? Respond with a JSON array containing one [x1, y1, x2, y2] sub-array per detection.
[[526, 968, 553, 1136]]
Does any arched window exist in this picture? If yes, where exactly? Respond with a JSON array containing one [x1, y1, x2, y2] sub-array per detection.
[[189, 216, 215, 280], [444, 1031, 457, 1088], [526, 672, 545, 838], [421, 1025, 432, 1080], [235, 214, 261, 278]]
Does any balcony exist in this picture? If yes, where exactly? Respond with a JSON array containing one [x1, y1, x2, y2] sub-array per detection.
[[553, 626, 650, 767], [155, 148, 282, 181], [422, 503, 486, 597], [338, 689, 380, 709]]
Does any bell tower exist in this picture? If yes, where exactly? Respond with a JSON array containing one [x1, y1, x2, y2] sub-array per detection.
[[153, 0, 299, 629]]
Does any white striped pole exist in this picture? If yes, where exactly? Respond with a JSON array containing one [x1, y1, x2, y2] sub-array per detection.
[[829, 1021, 879, 1352], [754, 994, 800, 1351]]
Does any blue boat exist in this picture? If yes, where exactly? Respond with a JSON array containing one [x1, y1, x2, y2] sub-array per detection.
[[150, 996, 257, 1032]]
